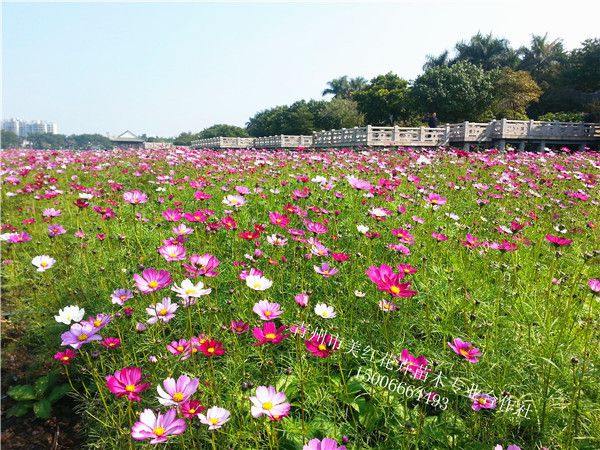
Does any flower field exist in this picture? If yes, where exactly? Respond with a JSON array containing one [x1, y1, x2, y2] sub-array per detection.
[[1, 147, 599, 449]]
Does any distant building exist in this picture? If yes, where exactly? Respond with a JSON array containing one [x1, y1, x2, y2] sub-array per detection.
[[1, 118, 58, 137], [109, 130, 145, 149]]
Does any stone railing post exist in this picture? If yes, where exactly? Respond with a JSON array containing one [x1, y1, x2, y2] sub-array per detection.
[[366, 125, 373, 146], [419, 127, 425, 142], [393, 125, 399, 144], [501, 118, 508, 138], [528, 119, 534, 138], [463, 121, 469, 141]]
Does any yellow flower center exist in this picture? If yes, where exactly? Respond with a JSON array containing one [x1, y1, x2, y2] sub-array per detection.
[[323, 270, 329, 274], [318, 344, 327, 351], [189, 408, 196, 414], [186, 289, 195, 294], [236, 327, 243, 332], [265, 333, 276, 339], [209, 418, 220, 425], [78, 334, 88, 341], [478, 397, 487, 404], [120, 295, 126, 299], [148, 281, 159, 288], [172, 392, 184, 402], [390, 286, 400, 294], [153, 427, 165, 437], [41, 262, 48, 267], [169, 253, 177, 257], [321, 312, 328, 317], [264, 311, 271, 317], [253, 283, 261, 289], [93, 320, 102, 327], [459, 348, 470, 357], [61, 356, 70, 361], [159, 309, 168, 316], [262, 402, 273, 410], [176, 346, 184, 352], [207, 347, 215, 353], [125, 384, 135, 392]]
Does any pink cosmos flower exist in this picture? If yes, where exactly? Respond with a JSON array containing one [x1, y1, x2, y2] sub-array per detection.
[[378, 299, 398, 311], [172, 224, 193, 236], [162, 209, 182, 222], [471, 393, 497, 411], [105, 367, 151, 402], [84, 313, 112, 330], [306, 221, 328, 234], [303, 437, 347, 450], [589, 279, 600, 293], [398, 348, 430, 380], [158, 244, 186, 262], [222, 194, 246, 207], [100, 337, 121, 349], [432, 232, 448, 241], [295, 293, 309, 308], [180, 400, 206, 419], [183, 253, 220, 277], [131, 408, 186, 444], [462, 233, 480, 249], [111, 288, 134, 305], [48, 224, 66, 237], [134, 268, 172, 294], [146, 297, 178, 324], [305, 334, 340, 358], [253, 300, 283, 320], [494, 445, 521, 450], [123, 190, 148, 204], [54, 349, 76, 365], [43, 208, 62, 217], [426, 193, 447, 206], [230, 320, 249, 334], [198, 407, 230, 430], [314, 263, 338, 277], [157, 375, 199, 406], [545, 234, 573, 246], [366, 264, 417, 297], [346, 175, 372, 190], [397, 264, 417, 275], [184, 210, 209, 222], [60, 322, 102, 349], [8, 232, 32, 243], [167, 339, 192, 360], [448, 338, 481, 363], [253, 322, 288, 346], [269, 212, 290, 228], [250, 386, 291, 420]]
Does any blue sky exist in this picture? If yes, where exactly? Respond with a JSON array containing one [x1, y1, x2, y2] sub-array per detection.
[[2, 1, 599, 137]]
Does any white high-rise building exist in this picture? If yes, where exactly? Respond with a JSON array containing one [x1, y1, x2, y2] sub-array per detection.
[[2, 118, 58, 137]]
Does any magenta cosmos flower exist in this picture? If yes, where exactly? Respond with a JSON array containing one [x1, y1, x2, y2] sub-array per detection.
[[131, 408, 186, 444], [105, 367, 151, 402], [545, 234, 572, 246], [54, 348, 76, 365], [60, 322, 102, 349], [366, 264, 417, 298], [253, 300, 283, 320], [134, 268, 172, 294], [305, 334, 340, 358], [471, 393, 497, 411], [123, 190, 148, 204], [398, 348, 430, 380], [230, 320, 249, 334], [314, 263, 338, 277], [180, 400, 206, 419], [146, 297, 178, 324], [157, 374, 199, 406], [303, 437, 347, 450], [253, 322, 288, 345], [182, 253, 220, 277], [426, 193, 447, 206], [111, 288, 134, 305], [250, 386, 291, 420], [448, 338, 481, 363]]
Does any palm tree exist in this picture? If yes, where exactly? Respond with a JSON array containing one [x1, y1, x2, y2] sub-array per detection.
[[348, 77, 368, 93], [322, 76, 351, 98], [423, 50, 452, 71], [455, 32, 518, 70], [517, 34, 565, 84]]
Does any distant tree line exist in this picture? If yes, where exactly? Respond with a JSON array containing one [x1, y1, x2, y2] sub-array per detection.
[[1, 131, 114, 150]]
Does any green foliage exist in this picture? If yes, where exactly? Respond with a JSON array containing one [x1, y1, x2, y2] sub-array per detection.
[[1, 130, 22, 148], [412, 61, 496, 122], [6, 372, 70, 419], [454, 33, 519, 70], [563, 38, 600, 93], [322, 76, 368, 99], [538, 111, 585, 122], [198, 124, 249, 139], [492, 69, 542, 119], [173, 131, 197, 146], [27, 133, 67, 149], [353, 72, 412, 125]]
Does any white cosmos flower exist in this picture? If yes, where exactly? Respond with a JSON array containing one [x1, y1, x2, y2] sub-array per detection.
[[171, 279, 212, 299], [357, 225, 369, 234], [314, 303, 336, 319], [354, 290, 366, 298], [55, 305, 85, 325], [246, 275, 273, 291], [32, 255, 56, 272], [78, 192, 93, 199], [0, 232, 17, 241]]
